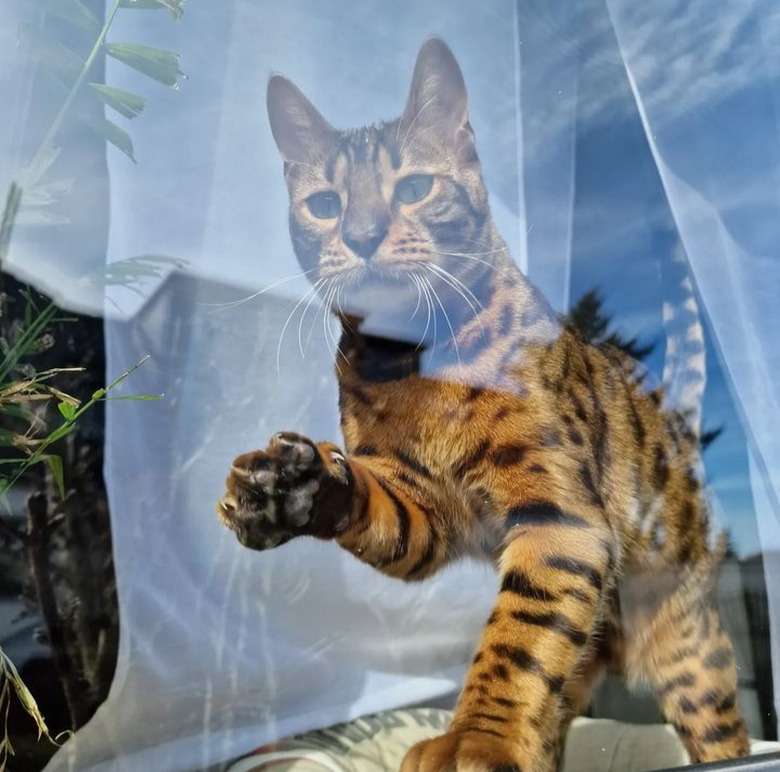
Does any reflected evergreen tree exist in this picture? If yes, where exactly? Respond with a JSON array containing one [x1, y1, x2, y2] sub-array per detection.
[[565, 289, 655, 362], [565, 288, 723, 452], [700, 425, 724, 452]]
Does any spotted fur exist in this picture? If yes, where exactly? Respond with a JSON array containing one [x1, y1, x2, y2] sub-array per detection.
[[218, 38, 748, 772]]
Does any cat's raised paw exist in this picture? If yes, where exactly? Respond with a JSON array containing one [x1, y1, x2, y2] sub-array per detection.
[[217, 432, 352, 550]]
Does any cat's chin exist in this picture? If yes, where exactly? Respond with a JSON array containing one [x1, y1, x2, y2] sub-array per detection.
[[325, 267, 419, 314], [325, 267, 428, 344]]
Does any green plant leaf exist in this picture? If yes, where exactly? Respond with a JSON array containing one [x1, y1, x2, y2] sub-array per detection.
[[102, 394, 163, 401], [74, 111, 136, 162], [40, 423, 76, 447], [44, 0, 102, 32], [88, 83, 146, 119], [57, 402, 77, 420], [1, 404, 32, 422], [0, 429, 18, 447], [1, 645, 58, 745], [15, 209, 70, 227], [23, 288, 35, 328], [0, 300, 58, 385], [0, 184, 22, 264], [44, 455, 65, 499], [105, 43, 184, 87], [106, 254, 184, 280], [79, 255, 186, 293], [119, 0, 185, 20], [0, 357, 158, 499]]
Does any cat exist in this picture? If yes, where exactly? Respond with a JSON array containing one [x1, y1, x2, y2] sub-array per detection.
[[217, 38, 749, 772]]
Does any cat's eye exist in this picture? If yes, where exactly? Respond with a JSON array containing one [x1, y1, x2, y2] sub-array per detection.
[[394, 174, 434, 205], [306, 191, 341, 219]]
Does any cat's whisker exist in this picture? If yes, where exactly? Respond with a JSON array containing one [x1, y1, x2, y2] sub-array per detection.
[[286, 159, 324, 173], [428, 243, 507, 258], [303, 277, 335, 354], [322, 281, 344, 372], [298, 278, 326, 357], [426, 273, 461, 367], [427, 263, 490, 331], [462, 232, 506, 248], [325, 283, 340, 353], [432, 228, 510, 259], [424, 261, 487, 315], [416, 275, 432, 349], [421, 276, 440, 353], [304, 297, 322, 353], [276, 278, 324, 376], [399, 123, 444, 156], [458, 230, 533, 273], [412, 275, 433, 350], [423, 263, 489, 344], [315, 279, 333, 354], [397, 94, 437, 153], [333, 283, 350, 372], [203, 269, 317, 314], [407, 272, 424, 323], [427, 248, 524, 288]]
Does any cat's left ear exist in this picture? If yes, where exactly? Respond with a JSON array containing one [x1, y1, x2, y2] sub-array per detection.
[[400, 38, 475, 162]]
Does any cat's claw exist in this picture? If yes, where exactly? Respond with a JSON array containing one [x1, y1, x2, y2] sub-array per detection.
[[218, 432, 350, 550]]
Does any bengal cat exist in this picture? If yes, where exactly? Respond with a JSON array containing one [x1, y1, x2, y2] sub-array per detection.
[[217, 38, 749, 772]]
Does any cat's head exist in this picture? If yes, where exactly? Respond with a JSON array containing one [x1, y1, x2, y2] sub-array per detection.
[[267, 38, 496, 326]]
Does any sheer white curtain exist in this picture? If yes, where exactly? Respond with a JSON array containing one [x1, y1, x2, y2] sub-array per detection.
[[605, 0, 780, 729], [43, 2, 521, 770], [26, 1, 779, 770]]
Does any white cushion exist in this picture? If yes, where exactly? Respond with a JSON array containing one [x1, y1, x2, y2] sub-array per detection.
[[226, 711, 780, 772]]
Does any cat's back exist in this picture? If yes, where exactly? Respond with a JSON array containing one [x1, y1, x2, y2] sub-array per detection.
[[531, 329, 711, 568]]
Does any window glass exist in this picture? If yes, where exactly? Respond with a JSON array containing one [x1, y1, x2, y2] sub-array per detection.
[[1, 2, 777, 771]]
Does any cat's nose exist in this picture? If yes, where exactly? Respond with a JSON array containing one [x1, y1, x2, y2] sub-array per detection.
[[343, 225, 387, 260]]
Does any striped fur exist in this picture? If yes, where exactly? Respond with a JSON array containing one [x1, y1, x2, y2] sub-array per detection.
[[218, 38, 748, 772]]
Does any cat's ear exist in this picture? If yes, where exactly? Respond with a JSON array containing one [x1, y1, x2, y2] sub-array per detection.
[[401, 38, 474, 160], [267, 75, 335, 163]]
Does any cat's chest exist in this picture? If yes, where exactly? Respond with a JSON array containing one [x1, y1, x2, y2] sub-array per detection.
[[335, 326, 542, 476], [336, 365, 536, 478], [338, 374, 460, 447]]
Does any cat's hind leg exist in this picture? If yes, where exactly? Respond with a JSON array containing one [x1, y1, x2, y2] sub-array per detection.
[[621, 564, 750, 763]]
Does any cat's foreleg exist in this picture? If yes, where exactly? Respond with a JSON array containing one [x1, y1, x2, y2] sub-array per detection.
[[218, 432, 450, 579], [402, 514, 614, 772]]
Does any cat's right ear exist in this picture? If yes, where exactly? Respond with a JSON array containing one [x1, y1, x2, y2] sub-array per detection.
[[401, 38, 474, 162], [267, 75, 335, 163]]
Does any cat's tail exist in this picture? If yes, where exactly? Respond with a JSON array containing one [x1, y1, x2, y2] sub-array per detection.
[[661, 240, 706, 438]]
